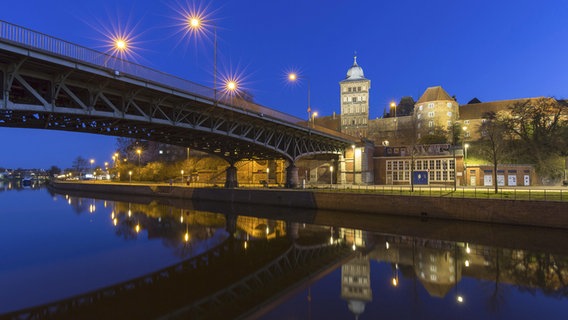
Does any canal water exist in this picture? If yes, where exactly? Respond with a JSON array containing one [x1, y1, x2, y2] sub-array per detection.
[[1, 181, 567, 319]]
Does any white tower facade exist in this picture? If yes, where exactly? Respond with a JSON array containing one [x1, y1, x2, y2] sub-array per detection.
[[340, 56, 371, 137]]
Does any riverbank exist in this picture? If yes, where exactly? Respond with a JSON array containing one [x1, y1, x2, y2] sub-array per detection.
[[48, 180, 568, 230]]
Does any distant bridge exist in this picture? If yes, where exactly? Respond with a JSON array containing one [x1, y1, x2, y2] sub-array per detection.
[[0, 20, 355, 187]]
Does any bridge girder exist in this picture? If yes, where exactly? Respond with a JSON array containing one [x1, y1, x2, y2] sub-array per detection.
[[0, 39, 354, 164]]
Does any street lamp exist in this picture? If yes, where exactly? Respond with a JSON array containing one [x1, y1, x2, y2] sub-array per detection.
[[128, 170, 132, 183], [288, 72, 312, 126], [181, 169, 184, 185], [136, 148, 142, 180], [351, 144, 356, 185], [330, 165, 334, 188], [266, 167, 270, 186], [187, 13, 218, 102], [312, 111, 318, 127]]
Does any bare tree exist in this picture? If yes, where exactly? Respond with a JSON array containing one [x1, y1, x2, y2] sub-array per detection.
[[501, 98, 568, 184], [478, 112, 510, 193]]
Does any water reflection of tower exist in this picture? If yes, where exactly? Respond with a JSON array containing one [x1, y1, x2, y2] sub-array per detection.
[[341, 254, 372, 319], [414, 243, 461, 298]]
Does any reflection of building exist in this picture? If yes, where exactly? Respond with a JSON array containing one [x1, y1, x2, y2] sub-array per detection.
[[236, 216, 286, 240], [414, 246, 460, 298], [341, 254, 372, 319]]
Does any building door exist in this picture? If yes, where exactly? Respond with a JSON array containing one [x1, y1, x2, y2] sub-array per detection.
[[484, 175, 492, 186], [469, 170, 476, 186]]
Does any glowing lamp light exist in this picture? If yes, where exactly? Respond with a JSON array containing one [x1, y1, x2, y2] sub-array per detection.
[[288, 73, 297, 81], [457, 296, 464, 303], [115, 39, 127, 51], [184, 232, 190, 242], [189, 17, 201, 29], [392, 278, 398, 287], [226, 80, 237, 92], [135, 224, 140, 233]]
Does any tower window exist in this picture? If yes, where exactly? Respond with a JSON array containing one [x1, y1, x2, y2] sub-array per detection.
[[428, 112, 434, 117], [447, 111, 452, 117], [428, 103, 434, 109], [419, 105, 423, 111], [447, 102, 452, 108], [428, 121, 434, 127]]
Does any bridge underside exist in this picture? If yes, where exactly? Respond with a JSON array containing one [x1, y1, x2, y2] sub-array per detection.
[[0, 48, 349, 164]]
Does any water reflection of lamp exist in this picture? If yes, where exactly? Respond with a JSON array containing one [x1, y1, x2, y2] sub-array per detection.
[[392, 263, 399, 287]]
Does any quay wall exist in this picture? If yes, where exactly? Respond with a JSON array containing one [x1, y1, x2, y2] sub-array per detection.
[[49, 181, 568, 229]]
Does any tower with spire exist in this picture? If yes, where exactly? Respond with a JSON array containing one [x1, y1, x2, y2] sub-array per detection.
[[340, 54, 371, 137]]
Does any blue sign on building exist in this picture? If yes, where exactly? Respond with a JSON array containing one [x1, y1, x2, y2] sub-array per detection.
[[413, 171, 429, 185]]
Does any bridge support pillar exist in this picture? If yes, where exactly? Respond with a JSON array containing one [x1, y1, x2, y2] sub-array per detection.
[[285, 163, 299, 188], [224, 164, 239, 188]]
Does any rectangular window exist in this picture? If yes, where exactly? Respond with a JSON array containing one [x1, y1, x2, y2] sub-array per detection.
[[417, 113, 422, 119], [352, 97, 357, 103], [428, 120, 434, 127], [419, 105, 423, 111], [428, 112, 434, 117], [447, 111, 452, 117], [464, 120, 470, 124], [428, 103, 434, 109], [447, 102, 452, 108]]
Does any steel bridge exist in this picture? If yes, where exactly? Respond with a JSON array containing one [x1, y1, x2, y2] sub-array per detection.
[[0, 20, 355, 187]]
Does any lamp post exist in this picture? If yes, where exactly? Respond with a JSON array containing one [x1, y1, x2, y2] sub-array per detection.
[[136, 148, 142, 180], [266, 167, 270, 187], [312, 111, 318, 127], [390, 101, 397, 139], [288, 72, 312, 127], [351, 144, 356, 185], [464, 143, 470, 186], [128, 170, 132, 183], [181, 169, 184, 185], [330, 165, 334, 188], [187, 15, 218, 103]]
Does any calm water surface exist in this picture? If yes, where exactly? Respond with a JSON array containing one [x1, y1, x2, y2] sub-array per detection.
[[1, 181, 567, 319]]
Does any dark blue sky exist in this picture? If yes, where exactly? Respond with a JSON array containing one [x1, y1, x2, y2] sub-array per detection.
[[1, 0, 567, 169]]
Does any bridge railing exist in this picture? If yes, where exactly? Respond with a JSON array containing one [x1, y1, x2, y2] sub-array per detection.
[[0, 20, 352, 140]]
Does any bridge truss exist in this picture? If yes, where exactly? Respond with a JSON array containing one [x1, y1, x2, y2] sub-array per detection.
[[0, 20, 354, 166]]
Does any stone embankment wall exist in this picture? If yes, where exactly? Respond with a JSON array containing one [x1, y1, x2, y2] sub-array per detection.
[[49, 181, 568, 229]]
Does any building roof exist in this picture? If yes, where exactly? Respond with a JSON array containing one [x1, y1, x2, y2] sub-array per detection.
[[342, 55, 366, 82], [416, 86, 454, 104], [459, 97, 540, 119]]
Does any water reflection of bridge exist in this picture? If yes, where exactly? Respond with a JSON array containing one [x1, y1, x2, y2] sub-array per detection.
[[4, 195, 353, 319]]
